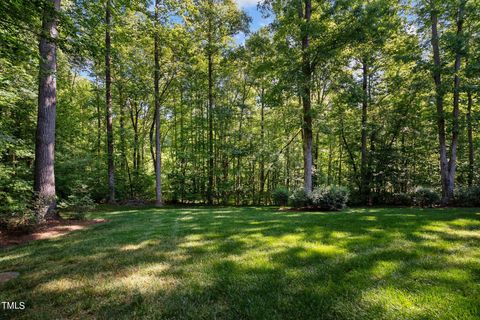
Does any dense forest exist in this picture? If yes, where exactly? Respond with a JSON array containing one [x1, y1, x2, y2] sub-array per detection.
[[1, 0, 480, 222]]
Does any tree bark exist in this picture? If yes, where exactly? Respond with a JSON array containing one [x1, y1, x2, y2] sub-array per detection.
[[259, 87, 265, 204], [429, 1, 465, 204], [34, 0, 61, 222], [206, 7, 214, 205], [236, 104, 244, 205], [301, 0, 313, 192], [467, 92, 474, 186], [446, 0, 465, 200], [119, 97, 126, 176], [360, 60, 369, 204], [327, 138, 332, 185], [95, 76, 102, 155], [154, 0, 162, 206], [105, 0, 115, 203], [430, 5, 449, 204]]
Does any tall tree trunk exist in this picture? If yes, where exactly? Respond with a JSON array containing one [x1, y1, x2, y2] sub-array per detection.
[[120, 97, 126, 174], [314, 131, 320, 186], [34, 0, 61, 222], [327, 138, 332, 185], [154, 0, 162, 206], [130, 105, 139, 176], [467, 91, 474, 186], [430, 5, 449, 205], [206, 15, 214, 205], [301, 0, 313, 192], [236, 106, 244, 205], [338, 134, 343, 185], [446, 1, 465, 201], [259, 87, 265, 204], [95, 76, 102, 155], [105, 0, 115, 203], [360, 60, 369, 204]]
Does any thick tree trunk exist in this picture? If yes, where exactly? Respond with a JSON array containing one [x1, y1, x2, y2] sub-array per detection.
[[301, 0, 313, 192], [154, 0, 162, 206], [360, 60, 369, 204], [467, 92, 474, 186], [105, 0, 115, 203], [34, 0, 61, 222]]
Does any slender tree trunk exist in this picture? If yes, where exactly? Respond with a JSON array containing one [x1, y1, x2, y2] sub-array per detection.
[[130, 106, 139, 176], [154, 0, 162, 206], [259, 88, 265, 204], [327, 138, 332, 185], [467, 91, 474, 186], [120, 98, 126, 174], [34, 0, 61, 221], [360, 60, 369, 204], [301, 0, 313, 192], [206, 19, 214, 205], [338, 135, 343, 185], [95, 76, 102, 155], [236, 106, 244, 205], [446, 1, 465, 201], [105, 0, 115, 203], [430, 6, 449, 205]]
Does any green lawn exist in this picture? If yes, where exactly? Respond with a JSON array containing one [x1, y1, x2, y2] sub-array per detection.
[[1, 207, 480, 319]]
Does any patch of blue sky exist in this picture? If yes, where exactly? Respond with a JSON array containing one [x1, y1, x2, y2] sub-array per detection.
[[233, 0, 273, 45]]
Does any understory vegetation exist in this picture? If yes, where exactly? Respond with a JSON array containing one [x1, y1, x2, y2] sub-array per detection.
[[2, 0, 480, 225], [1, 206, 480, 319]]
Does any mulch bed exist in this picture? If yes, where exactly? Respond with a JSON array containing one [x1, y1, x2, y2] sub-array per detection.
[[0, 219, 108, 249]]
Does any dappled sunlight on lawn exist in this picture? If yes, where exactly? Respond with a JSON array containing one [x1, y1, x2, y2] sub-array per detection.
[[1, 206, 479, 319]]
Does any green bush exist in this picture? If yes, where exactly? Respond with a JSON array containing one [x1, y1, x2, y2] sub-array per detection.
[[272, 187, 289, 206], [309, 185, 349, 211], [58, 195, 95, 220], [455, 187, 480, 207], [385, 192, 412, 206], [289, 188, 311, 208], [412, 187, 440, 207], [58, 184, 96, 220], [0, 207, 36, 235]]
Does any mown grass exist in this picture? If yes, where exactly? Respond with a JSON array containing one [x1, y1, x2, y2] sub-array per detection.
[[1, 206, 479, 319]]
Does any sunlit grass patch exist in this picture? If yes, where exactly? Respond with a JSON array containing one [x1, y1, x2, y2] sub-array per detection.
[[1, 206, 479, 319]]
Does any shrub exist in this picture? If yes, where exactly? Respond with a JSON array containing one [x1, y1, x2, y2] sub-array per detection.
[[385, 192, 412, 206], [272, 187, 289, 206], [58, 184, 96, 220], [58, 194, 95, 220], [309, 185, 349, 211], [0, 207, 36, 235], [289, 188, 311, 208], [412, 187, 440, 207], [455, 187, 480, 207]]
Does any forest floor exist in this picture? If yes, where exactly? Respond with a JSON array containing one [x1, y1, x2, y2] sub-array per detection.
[[0, 206, 479, 319]]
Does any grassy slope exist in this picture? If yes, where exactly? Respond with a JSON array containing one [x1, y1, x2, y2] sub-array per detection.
[[1, 206, 479, 319]]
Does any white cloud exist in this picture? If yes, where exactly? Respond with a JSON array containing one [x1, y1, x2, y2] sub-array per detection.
[[234, 0, 259, 8]]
